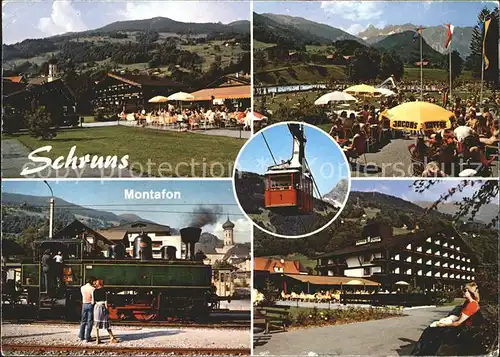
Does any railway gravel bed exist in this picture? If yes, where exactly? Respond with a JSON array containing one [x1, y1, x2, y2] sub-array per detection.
[[1, 323, 250, 354]]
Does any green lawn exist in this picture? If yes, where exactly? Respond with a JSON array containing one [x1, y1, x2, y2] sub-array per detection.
[[14, 126, 245, 177], [254, 41, 277, 50]]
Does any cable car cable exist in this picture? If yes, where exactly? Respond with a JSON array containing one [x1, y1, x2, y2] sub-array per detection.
[[304, 158, 322, 199], [261, 132, 277, 165]]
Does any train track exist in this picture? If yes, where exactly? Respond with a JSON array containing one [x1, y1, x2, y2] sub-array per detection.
[[2, 343, 250, 355]]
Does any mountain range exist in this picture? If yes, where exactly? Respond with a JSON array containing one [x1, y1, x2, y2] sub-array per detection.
[[255, 13, 473, 58], [255, 190, 498, 265], [90, 17, 249, 35], [322, 179, 349, 208], [359, 24, 474, 57]]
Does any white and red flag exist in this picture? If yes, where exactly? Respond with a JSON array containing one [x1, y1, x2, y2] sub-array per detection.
[[445, 24, 454, 49]]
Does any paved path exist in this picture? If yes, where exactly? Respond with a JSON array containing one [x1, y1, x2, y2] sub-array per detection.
[[1, 139, 32, 178], [254, 306, 451, 356], [351, 137, 499, 178]]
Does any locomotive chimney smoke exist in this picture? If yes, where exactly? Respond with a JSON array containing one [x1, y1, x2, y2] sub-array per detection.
[[188, 205, 223, 229], [180, 227, 202, 260]]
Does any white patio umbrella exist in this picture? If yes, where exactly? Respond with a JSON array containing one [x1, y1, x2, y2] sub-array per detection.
[[376, 88, 396, 97], [148, 95, 169, 111], [167, 92, 195, 101], [148, 96, 169, 103], [314, 91, 357, 105], [395, 281, 410, 285]]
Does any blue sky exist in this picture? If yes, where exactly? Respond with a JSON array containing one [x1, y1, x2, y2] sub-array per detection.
[[2, 1, 250, 44], [236, 124, 349, 197], [255, 1, 498, 36], [351, 180, 499, 204], [2, 180, 251, 242]]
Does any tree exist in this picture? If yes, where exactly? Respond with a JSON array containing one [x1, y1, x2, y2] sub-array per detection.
[[27, 106, 55, 140], [379, 52, 404, 81], [450, 50, 463, 82], [254, 50, 267, 70], [349, 48, 381, 82], [465, 6, 499, 83]]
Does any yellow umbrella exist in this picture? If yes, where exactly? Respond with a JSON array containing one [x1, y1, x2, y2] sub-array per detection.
[[343, 84, 381, 96], [386, 101, 453, 132], [148, 96, 169, 103]]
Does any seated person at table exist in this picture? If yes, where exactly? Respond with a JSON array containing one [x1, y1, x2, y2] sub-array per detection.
[[422, 161, 446, 177], [413, 137, 429, 161], [328, 118, 344, 139], [344, 112, 355, 130], [475, 116, 491, 138], [343, 124, 366, 158], [480, 119, 499, 145], [454, 118, 476, 143], [412, 282, 480, 356]]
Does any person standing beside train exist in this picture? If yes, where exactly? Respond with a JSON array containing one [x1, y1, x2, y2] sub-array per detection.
[[41, 249, 51, 293], [78, 276, 96, 342]]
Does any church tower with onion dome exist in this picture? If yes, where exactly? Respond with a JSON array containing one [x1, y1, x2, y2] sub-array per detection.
[[222, 216, 235, 247]]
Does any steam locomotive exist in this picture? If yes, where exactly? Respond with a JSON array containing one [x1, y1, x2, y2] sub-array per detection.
[[20, 227, 219, 321]]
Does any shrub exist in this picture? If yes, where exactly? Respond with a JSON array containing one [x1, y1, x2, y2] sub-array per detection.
[[27, 106, 55, 139]]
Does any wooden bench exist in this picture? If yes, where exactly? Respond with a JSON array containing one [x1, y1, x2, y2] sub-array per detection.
[[254, 305, 291, 334]]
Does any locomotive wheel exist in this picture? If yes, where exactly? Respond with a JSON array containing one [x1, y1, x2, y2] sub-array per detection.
[[133, 312, 157, 321]]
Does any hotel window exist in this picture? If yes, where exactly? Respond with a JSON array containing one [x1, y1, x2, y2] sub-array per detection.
[[406, 244, 412, 250], [364, 267, 371, 276], [394, 267, 400, 274], [457, 247, 461, 252], [417, 258, 423, 264], [406, 256, 412, 262], [426, 248, 432, 254], [443, 273, 448, 278], [456, 265, 461, 270], [435, 251, 441, 256], [443, 242, 448, 247], [443, 262, 448, 267], [450, 254, 455, 259], [426, 237, 432, 243], [405, 269, 412, 275], [467, 258, 471, 263], [328, 259, 334, 265], [417, 246, 422, 252], [435, 240, 441, 245], [417, 270, 423, 276], [328, 270, 334, 276], [394, 254, 400, 261], [374, 252, 382, 259], [467, 276, 470, 280], [443, 252, 448, 257], [461, 257, 466, 262], [363, 254, 372, 263], [450, 244, 455, 249], [434, 272, 441, 277], [435, 261, 440, 267], [450, 264, 455, 269], [471, 276, 475, 280], [426, 260, 432, 265], [426, 271, 432, 277], [450, 274, 455, 279], [467, 267, 471, 271], [471, 268, 475, 272]]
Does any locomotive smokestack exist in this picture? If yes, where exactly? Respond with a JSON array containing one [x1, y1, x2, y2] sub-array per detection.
[[180, 227, 201, 260]]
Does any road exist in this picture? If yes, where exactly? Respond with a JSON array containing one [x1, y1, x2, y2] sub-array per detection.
[[254, 305, 451, 356], [351, 137, 498, 178], [1, 139, 32, 178]]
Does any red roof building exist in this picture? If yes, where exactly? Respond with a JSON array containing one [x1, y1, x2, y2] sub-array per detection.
[[254, 257, 308, 275]]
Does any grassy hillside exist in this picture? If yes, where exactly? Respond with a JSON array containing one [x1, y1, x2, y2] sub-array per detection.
[[254, 62, 475, 85]]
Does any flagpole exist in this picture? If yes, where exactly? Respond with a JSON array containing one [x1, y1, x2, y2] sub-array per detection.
[[420, 30, 423, 101], [480, 46, 485, 105], [449, 46, 452, 105]]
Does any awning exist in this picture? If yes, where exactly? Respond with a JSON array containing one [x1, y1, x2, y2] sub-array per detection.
[[190, 85, 251, 101], [283, 274, 380, 286]]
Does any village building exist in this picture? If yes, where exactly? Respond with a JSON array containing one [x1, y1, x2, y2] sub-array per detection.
[[97, 221, 185, 259], [93, 73, 186, 113], [190, 74, 251, 110], [315, 223, 478, 291]]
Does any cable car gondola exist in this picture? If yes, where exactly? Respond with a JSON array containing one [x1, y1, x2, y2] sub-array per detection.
[[263, 123, 314, 214]]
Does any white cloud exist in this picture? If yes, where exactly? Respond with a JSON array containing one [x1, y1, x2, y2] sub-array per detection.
[[117, 1, 248, 24], [38, 1, 87, 37], [321, 1, 383, 21]]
